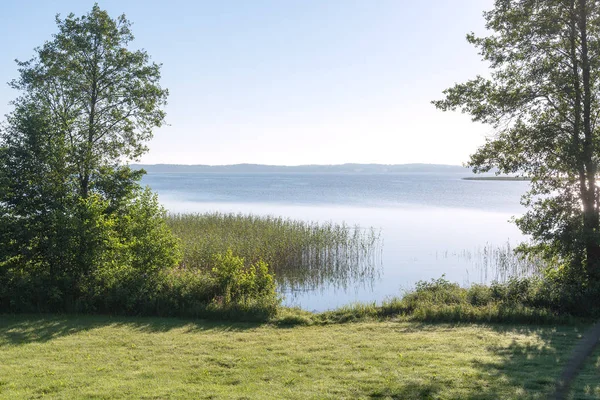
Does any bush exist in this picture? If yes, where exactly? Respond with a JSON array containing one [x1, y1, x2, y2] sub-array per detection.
[[467, 284, 493, 306], [73, 189, 183, 314], [152, 260, 278, 321], [211, 250, 277, 305], [79, 247, 279, 321], [0, 188, 184, 315], [272, 307, 315, 326], [527, 270, 600, 317], [402, 276, 465, 311]]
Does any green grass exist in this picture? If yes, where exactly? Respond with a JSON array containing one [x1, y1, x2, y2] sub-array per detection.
[[167, 212, 381, 291], [571, 345, 600, 399], [0, 314, 594, 399]]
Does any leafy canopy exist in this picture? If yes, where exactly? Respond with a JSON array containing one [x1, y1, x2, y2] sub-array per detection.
[[0, 4, 178, 313], [434, 0, 600, 282], [11, 3, 168, 198]]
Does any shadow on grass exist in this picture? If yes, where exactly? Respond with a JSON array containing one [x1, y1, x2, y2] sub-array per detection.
[[360, 322, 591, 400], [0, 314, 260, 345], [369, 381, 443, 400], [369, 324, 586, 400], [0, 315, 594, 399], [363, 323, 589, 399], [466, 325, 587, 400]]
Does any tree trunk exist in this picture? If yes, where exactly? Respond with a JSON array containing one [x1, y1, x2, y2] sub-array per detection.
[[578, 0, 600, 282]]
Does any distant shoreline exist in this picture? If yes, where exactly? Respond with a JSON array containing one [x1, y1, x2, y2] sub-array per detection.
[[462, 176, 530, 181], [131, 163, 476, 174]]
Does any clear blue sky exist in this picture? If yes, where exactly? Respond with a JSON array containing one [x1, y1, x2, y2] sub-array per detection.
[[0, 0, 494, 165]]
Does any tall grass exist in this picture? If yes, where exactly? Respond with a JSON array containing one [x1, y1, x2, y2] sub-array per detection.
[[166, 212, 382, 292], [437, 242, 543, 284]]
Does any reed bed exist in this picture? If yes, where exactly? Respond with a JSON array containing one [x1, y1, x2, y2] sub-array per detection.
[[166, 212, 382, 292], [438, 242, 543, 284], [475, 242, 543, 283]]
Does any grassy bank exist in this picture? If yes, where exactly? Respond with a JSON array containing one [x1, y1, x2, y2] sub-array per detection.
[[0, 314, 591, 399], [270, 276, 581, 327]]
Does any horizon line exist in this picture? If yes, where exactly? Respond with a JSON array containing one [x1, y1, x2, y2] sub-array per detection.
[[131, 162, 468, 168]]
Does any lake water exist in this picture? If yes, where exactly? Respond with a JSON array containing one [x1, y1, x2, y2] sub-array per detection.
[[141, 172, 530, 311]]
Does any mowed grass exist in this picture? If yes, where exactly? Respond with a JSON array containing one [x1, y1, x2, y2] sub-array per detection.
[[0, 315, 594, 399], [571, 345, 600, 400]]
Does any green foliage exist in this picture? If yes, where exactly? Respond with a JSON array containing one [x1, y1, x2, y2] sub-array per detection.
[[0, 103, 80, 311], [12, 4, 168, 180], [410, 276, 465, 304], [80, 189, 183, 314], [467, 284, 493, 306], [0, 186, 183, 314], [433, 1, 600, 289], [116, 188, 182, 278], [167, 212, 381, 290], [148, 252, 279, 321], [399, 276, 591, 323], [211, 250, 276, 306], [277, 276, 582, 327], [0, 5, 194, 318]]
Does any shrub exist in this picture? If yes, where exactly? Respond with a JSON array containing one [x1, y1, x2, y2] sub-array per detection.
[[272, 307, 315, 326], [402, 276, 465, 310], [467, 284, 493, 306], [295, 274, 586, 325], [212, 250, 277, 306], [528, 269, 600, 317], [151, 264, 278, 321], [74, 189, 182, 314]]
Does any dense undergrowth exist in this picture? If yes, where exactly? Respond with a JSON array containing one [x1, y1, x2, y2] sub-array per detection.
[[273, 276, 597, 326]]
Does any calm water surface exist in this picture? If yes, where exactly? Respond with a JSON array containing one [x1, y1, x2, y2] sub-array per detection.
[[142, 172, 529, 311]]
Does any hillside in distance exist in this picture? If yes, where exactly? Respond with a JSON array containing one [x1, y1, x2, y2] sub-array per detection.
[[131, 163, 475, 174]]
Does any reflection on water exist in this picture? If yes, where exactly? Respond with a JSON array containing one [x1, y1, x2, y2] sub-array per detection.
[[156, 200, 528, 311], [277, 226, 384, 294], [437, 242, 542, 285], [142, 172, 530, 311]]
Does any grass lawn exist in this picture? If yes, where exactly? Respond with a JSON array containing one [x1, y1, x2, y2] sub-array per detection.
[[0, 315, 594, 399], [571, 345, 600, 400]]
